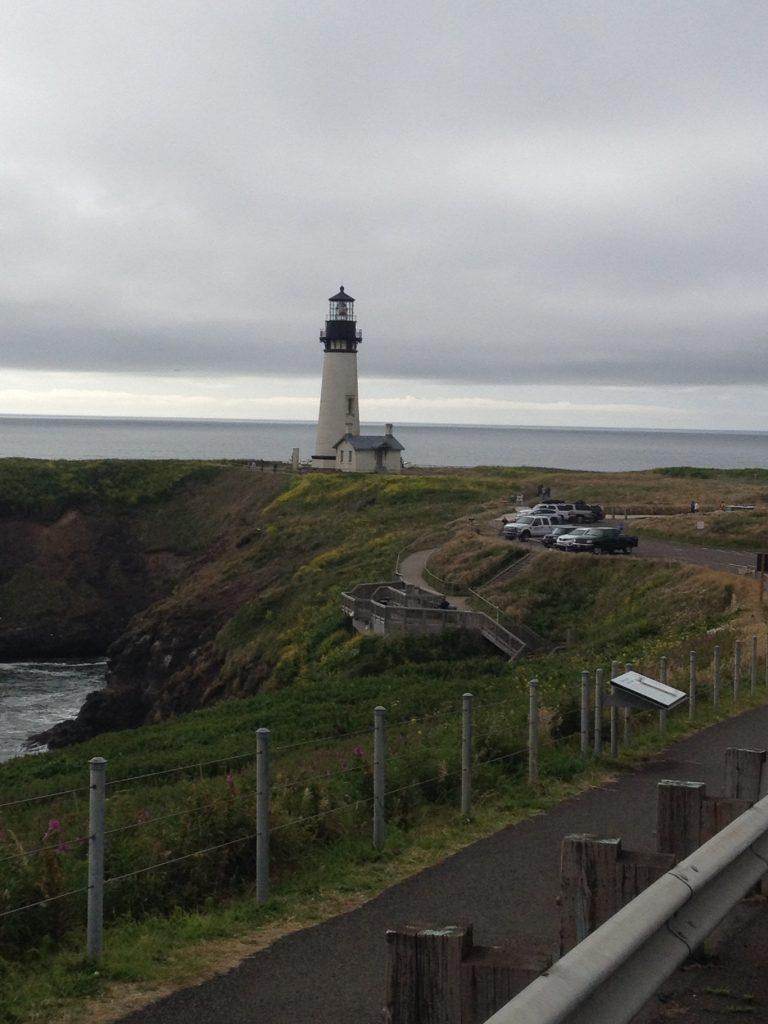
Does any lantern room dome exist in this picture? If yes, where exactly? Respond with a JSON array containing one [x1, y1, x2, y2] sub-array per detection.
[[329, 286, 354, 303]]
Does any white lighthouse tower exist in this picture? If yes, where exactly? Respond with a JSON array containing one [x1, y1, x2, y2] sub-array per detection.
[[312, 286, 362, 468]]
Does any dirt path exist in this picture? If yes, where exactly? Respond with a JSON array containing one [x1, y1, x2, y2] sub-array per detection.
[[118, 704, 768, 1024]]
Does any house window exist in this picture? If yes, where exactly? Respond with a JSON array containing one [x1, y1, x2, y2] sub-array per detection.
[[348, 450, 352, 463]]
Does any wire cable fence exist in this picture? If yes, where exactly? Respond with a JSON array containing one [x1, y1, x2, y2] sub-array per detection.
[[2, 633, 767, 960]]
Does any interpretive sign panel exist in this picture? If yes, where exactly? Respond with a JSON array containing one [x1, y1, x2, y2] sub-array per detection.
[[609, 670, 687, 711]]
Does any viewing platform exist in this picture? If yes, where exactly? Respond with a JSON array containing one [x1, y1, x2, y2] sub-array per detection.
[[341, 580, 532, 660]]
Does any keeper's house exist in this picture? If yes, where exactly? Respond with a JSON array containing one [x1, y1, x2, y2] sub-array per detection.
[[334, 424, 404, 474]]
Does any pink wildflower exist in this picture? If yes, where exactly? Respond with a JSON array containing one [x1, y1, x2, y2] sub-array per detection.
[[43, 818, 61, 841], [226, 770, 237, 795], [55, 841, 71, 854], [353, 745, 364, 758]]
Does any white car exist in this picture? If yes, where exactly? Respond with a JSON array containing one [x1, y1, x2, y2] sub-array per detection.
[[554, 527, 596, 549], [515, 505, 568, 523], [504, 515, 560, 541]]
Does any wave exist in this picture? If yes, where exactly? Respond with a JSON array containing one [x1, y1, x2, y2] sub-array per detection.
[[0, 660, 107, 670]]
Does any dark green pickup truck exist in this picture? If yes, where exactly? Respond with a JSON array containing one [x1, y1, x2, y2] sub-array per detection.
[[566, 527, 638, 554]]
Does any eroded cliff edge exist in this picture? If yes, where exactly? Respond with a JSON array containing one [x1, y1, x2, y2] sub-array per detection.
[[0, 460, 292, 746]]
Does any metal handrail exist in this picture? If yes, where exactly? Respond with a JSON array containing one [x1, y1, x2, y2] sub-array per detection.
[[484, 792, 768, 1024]]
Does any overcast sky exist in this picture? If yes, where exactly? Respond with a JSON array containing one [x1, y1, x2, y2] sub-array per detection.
[[1, 0, 766, 429]]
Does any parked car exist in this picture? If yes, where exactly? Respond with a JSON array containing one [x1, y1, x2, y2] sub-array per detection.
[[554, 527, 597, 549], [564, 527, 638, 554], [503, 514, 560, 541], [573, 500, 605, 521], [542, 525, 579, 548], [511, 505, 567, 523], [544, 502, 602, 523]]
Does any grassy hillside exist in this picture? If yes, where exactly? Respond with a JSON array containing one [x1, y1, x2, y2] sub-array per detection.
[[0, 461, 767, 1022], [635, 507, 768, 550]]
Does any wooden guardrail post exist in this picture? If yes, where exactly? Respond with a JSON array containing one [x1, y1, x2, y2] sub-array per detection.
[[559, 835, 674, 954], [384, 924, 548, 1024], [658, 655, 668, 734], [657, 780, 705, 860], [384, 924, 471, 1024], [724, 748, 766, 802], [658, 779, 752, 860]]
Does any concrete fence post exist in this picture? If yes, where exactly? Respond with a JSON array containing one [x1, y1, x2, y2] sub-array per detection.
[[580, 671, 590, 757], [87, 756, 106, 961], [593, 668, 604, 756], [751, 635, 758, 696], [256, 727, 270, 903], [461, 692, 473, 816], [734, 640, 742, 700], [689, 651, 697, 721], [623, 662, 633, 747], [373, 706, 387, 849], [658, 656, 668, 735], [610, 660, 620, 757], [528, 678, 539, 785], [713, 645, 721, 709]]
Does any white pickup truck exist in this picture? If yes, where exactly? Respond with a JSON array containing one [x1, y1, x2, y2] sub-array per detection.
[[503, 514, 560, 541]]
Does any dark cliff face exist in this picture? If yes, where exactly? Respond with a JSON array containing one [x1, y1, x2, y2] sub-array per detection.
[[19, 466, 292, 747], [0, 509, 189, 660]]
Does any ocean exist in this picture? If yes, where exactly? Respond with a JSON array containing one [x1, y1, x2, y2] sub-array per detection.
[[0, 415, 767, 471], [0, 660, 106, 763]]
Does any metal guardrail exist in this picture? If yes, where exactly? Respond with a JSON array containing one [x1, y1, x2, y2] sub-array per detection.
[[484, 791, 768, 1024]]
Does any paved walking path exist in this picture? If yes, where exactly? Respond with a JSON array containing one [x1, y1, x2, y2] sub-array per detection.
[[120, 704, 768, 1024], [397, 548, 470, 609]]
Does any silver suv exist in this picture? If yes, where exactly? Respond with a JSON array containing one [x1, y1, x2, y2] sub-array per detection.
[[504, 515, 560, 541]]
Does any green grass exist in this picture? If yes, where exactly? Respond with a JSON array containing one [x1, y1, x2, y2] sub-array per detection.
[[0, 459, 227, 520], [0, 462, 766, 1022]]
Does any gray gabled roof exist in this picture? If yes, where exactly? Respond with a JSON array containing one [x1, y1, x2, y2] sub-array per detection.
[[333, 433, 405, 452]]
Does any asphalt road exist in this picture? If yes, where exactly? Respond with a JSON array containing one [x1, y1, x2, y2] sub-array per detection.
[[119, 705, 768, 1024], [630, 534, 758, 575]]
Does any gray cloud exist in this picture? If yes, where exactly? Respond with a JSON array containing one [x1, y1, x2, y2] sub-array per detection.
[[0, 1, 766, 393]]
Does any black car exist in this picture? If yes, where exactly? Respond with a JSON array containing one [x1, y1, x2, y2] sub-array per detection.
[[568, 528, 638, 554]]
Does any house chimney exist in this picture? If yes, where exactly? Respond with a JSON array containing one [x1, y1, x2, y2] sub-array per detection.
[[385, 423, 393, 436]]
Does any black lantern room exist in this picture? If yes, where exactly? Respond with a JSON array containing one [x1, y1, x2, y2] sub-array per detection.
[[320, 286, 363, 352]]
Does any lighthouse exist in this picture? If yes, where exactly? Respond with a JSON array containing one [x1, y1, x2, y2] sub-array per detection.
[[312, 286, 362, 467]]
